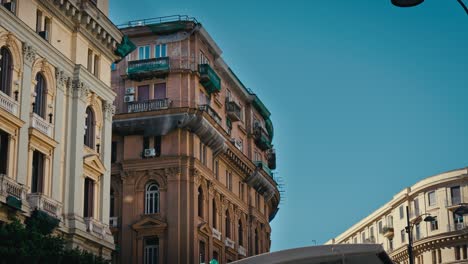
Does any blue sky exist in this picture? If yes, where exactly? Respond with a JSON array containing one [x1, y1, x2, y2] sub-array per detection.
[[110, 0, 468, 251]]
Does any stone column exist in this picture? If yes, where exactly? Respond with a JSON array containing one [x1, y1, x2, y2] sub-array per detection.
[[64, 79, 88, 228], [16, 43, 36, 185], [51, 69, 69, 202]]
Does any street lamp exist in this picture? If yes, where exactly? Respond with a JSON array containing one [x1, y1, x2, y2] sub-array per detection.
[[391, 0, 468, 15], [405, 206, 435, 264]]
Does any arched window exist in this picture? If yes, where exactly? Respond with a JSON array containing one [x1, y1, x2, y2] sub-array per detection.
[[212, 200, 217, 229], [225, 209, 231, 238], [198, 186, 204, 218], [145, 182, 159, 214], [238, 219, 243, 246], [34, 73, 47, 118], [84, 107, 95, 148], [0, 47, 13, 96]]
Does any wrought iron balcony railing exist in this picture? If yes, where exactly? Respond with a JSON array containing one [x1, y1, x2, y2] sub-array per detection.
[[127, 57, 170, 80], [254, 160, 273, 178], [198, 64, 221, 94], [198, 104, 222, 125], [226, 100, 241, 122], [253, 123, 272, 151], [127, 98, 170, 113]]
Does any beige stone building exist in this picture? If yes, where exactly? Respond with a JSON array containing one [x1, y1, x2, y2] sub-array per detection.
[[0, 0, 128, 258], [110, 16, 281, 264], [326, 168, 468, 264]]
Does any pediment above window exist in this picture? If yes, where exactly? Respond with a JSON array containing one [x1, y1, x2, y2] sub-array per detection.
[[132, 216, 167, 234]]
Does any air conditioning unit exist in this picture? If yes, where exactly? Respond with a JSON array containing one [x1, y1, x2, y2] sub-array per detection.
[[124, 95, 134, 103], [3, 2, 16, 13], [231, 138, 242, 150], [144, 148, 156, 157], [125, 87, 135, 95], [38, 31, 49, 41]]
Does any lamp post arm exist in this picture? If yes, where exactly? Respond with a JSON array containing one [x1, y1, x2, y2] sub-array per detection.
[[457, 0, 468, 15]]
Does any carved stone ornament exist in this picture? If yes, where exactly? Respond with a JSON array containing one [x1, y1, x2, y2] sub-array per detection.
[[55, 69, 70, 91], [72, 79, 89, 101], [103, 101, 115, 120], [22, 43, 36, 66]]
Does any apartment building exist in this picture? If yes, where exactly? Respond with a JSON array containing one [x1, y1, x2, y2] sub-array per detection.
[[326, 168, 468, 264], [110, 16, 280, 264], [0, 0, 128, 258]]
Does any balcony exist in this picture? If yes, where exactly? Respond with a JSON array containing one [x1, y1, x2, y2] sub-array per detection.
[[127, 98, 170, 113], [198, 64, 221, 94], [226, 100, 241, 122], [266, 148, 276, 170], [198, 104, 222, 125], [225, 237, 235, 249], [84, 217, 107, 238], [447, 222, 468, 232], [382, 226, 394, 238], [0, 90, 18, 115], [254, 161, 273, 178], [27, 193, 62, 219], [212, 227, 222, 241], [0, 174, 26, 210], [30, 113, 53, 137], [109, 216, 119, 228], [127, 57, 170, 81], [253, 123, 272, 151], [238, 246, 247, 256]]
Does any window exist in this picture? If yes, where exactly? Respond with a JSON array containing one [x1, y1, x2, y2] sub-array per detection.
[[361, 232, 366, 243], [225, 210, 231, 238], [378, 221, 383, 234], [35, 10, 50, 41], [198, 186, 204, 218], [144, 237, 159, 264], [401, 229, 406, 243], [36, 10, 42, 33], [214, 160, 219, 180], [154, 83, 166, 100], [453, 212, 464, 230], [238, 219, 243, 246], [255, 228, 259, 254], [388, 238, 393, 251], [84, 107, 95, 149], [199, 51, 209, 65], [138, 85, 150, 101], [31, 151, 45, 193], [154, 136, 161, 157], [0, 47, 13, 96], [93, 54, 100, 77], [111, 63, 117, 71], [353, 237, 357, 244], [387, 215, 393, 228], [138, 46, 150, 60], [34, 73, 47, 118], [432, 250, 436, 264], [414, 198, 420, 216], [155, 44, 167, 58], [83, 178, 94, 217], [212, 200, 217, 228], [450, 186, 461, 205], [145, 183, 159, 214], [199, 142, 207, 165], [415, 223, 420, 240], [399, 205, 404, 219], [239, 182, 244, 200], [455, 246, 461, 261], [438, 249, 442, 263], [0, 130, 9, 175], [462, 245, 468, 260], [226, 171, 232, 191], [254, 151, 261, 162], [199, 240, 206, 264], [110, 188, 115, 217], [369, 226, 374, 239], [430, 216, 438, 231], [111, 141, 117, 163], [256, 193, 260, 208], [1, 0, 16, 14], [428, 191, 436, 206]]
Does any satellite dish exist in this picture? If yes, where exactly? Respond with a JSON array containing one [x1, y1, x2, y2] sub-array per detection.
[[391, 0, 424, 7]]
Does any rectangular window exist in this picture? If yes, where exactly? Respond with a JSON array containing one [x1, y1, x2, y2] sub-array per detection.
[[199, 51, 209, 65], [455, 246, 461, 261], [388, 239, 393, 251], [154, 136, 161, 157], [138, 85, 150, 101], [361, 232, 366, 243], [430, 216, 438, 231], [370, 226, 374, 239], [428, 191, 436, 206], [93, 55, 100, 77], [199, 240, 206, 264], [154, 83, 166, 100], [36, 10, 43, 33], [438, 249, 442, 263], [31, 151, 45, 193], [144, 237, 159, 264], [414, 198, 420, 216], [353, 237, 357, 244], [214, 160, 219, 180], [399, 205, 404, 219], [228, 172, 232, 191], [378, 221, 383, 234], [138, 46, 150, 60], [451, 186, 461, 205], [87, 49, 93, 71], [83, 178, 94, 218], [111, 141, 117, 163], [401, 229, 406, 243], [432, 250, 436, 264], [155, 44, 167, 58], [0, 130, 9, 175], [415, 223, 420, 240], [254, 151, 261, 162]]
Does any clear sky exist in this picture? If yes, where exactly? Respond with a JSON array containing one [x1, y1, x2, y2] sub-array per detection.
[[110, 0, 468, 252]]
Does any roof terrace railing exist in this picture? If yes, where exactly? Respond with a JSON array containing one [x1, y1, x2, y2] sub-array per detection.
[[118, 15, 198, 29]]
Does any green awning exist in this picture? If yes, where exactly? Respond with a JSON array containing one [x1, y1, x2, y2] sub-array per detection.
[[114, 35, 136, 60]]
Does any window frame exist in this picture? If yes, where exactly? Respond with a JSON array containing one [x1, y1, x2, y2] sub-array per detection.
[[145, 182, 160, 214]]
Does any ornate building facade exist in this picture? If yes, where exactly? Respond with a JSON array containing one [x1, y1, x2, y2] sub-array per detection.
[[0, 0, 127, 258], [326, 168, 468, 264], [110, 16, 281, 264]]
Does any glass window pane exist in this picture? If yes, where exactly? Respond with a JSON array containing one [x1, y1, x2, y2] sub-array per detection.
[[156, 45, 160, 58], [162, 44, 167, 57]]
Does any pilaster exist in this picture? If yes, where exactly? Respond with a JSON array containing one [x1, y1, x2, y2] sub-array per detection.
[[100, 101, 114, 236]]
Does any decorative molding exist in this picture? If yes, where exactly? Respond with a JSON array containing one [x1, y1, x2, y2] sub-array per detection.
[[22, 43, 36, 66], [103, 101, 115, 121], [72, 79, 90, 101], [55, 69, 70, 92]]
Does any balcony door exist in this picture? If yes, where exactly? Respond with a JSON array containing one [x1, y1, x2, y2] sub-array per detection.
[[154, 83, 166, 100], [0, 130, 9, 175], [31, 150, 45, 193], [138, 85, 149, 101]]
